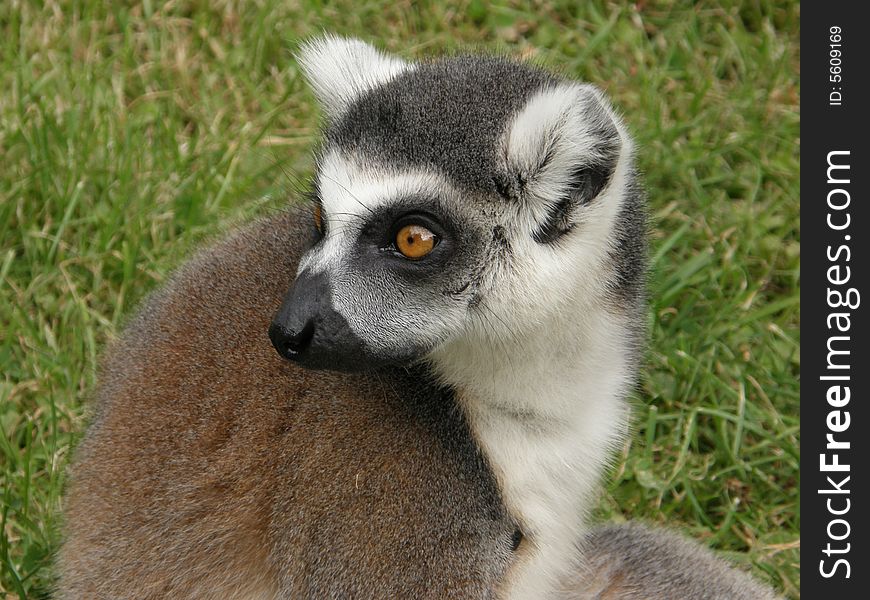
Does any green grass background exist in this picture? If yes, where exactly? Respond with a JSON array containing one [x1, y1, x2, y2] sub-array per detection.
[[1, 1, 799, 597]]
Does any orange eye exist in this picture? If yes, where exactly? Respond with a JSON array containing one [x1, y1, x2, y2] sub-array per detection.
[[313, 204, 323, 233], [395, 224, 437, 259]]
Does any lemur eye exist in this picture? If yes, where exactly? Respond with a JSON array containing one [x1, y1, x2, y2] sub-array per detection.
[[511, 528, 523, 552], [395, 224, 437, 259], [313, 204, 323, 234]]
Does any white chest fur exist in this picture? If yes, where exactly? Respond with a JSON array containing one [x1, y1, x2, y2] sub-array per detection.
[[431, 308, 633, 599]]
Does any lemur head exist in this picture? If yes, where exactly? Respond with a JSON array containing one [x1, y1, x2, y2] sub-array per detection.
[[270, 35, 646, 372]]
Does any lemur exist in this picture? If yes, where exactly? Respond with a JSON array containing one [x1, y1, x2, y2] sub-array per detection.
[[59, 36, 780, 599]]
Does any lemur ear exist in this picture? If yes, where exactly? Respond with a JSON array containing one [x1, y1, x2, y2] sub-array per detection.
[[296, 35, 413, 120], [500, 83, 625, 243]]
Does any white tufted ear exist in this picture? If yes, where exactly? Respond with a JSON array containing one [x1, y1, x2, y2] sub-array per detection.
[[296, 35, 413, 120], [501, 83, 626, 243]]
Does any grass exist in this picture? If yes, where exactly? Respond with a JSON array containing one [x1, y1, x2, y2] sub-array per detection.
[[0, 0, 799, 597]]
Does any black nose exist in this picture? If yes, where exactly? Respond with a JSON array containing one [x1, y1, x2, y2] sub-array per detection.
[[268, 270, 374, 371], [269, 320, 315, 360]]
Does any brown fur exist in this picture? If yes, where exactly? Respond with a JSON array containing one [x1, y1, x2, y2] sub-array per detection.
[[58, 210, 515, 599]]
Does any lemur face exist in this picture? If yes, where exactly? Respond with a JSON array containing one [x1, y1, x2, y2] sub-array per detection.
[[270, 36, 637, 372]]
